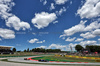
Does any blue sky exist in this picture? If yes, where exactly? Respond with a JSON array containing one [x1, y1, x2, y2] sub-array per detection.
[[0, 0, 100, 51]]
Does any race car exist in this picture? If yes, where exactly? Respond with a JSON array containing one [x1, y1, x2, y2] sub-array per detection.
[[24, 58, 30, 60], [38, 59, 49, 62]]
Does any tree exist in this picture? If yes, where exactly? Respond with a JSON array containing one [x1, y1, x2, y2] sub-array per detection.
[[75, 45, 83, 52], [27, 48, 29, 52], [24, 49, 27, 52], [86, 45, 100, 52], [31, 48, 61, 53], [12, 48, 16, 52]]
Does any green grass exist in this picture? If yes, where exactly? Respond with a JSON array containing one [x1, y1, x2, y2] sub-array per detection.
[[0, 59, 8, 61], [31, 56, 96, 62]]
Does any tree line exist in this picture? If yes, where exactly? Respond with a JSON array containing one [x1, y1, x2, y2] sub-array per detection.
[[23, 48, 61, 53], [12, 48, 61, 53], [75, 45, 100, 53]]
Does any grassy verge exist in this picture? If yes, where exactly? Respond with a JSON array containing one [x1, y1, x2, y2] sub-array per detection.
[[31, 56, 96, 62], [0, 59, 8, 61]]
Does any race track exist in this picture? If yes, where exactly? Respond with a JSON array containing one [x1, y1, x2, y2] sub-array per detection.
[[7, 56, 100, 66], [0, 61, 63, 66]]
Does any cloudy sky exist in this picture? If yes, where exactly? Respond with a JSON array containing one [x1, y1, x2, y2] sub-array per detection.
[[0, 0, 100, 51]]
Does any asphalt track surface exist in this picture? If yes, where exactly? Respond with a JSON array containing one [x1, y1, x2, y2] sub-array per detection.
[[1, 61, 99, 66], [1, 56, 100, 66], [0, 61, 63, 66]]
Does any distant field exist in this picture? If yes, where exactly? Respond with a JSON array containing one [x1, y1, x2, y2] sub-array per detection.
[[31, 56, 96, 62]]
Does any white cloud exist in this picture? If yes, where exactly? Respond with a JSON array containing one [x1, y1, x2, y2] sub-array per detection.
[[37, 42, 100, 51], [48, 44, 66, 48], [29, 38, 45, 44], [98, 38, 100, 41], [0, 0, 30, 31], [29, 38, 38, 44], [55, 0, 68, 5], [84, 21, 100, 31], [98, 39, 100, 43], [92, 29, 100, 35], [32, 12, 57, 29], [0, 0, 16, 39], [40, 0, 47, 5], [65, 37, 76, 42], [36, 40, 45, 43], [75, 38, 84, 42], [48, 44, 68, 51], [70, 1, 72, 5], [77, 0, 100, 19], [60, 20, 100, 39], [40, 0, 43, 2], [79, 40, 97, 46], [0, 28, 15, 39], [32, 32, 36, 35], [43, 0, 47, 5], [50, 3, 55, 10], [80, 32, 96, 39], [6, 16, 30, 31], [62, 37, 65, 40], [38, 43, 76, 51], [53, 21, 58, 24], [60, 21, 86, 37], [56, 7, 66, 15], [0, 0, 14, 19], [38, 46, 46, 48]]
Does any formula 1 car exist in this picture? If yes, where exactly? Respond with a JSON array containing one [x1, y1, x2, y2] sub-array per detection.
[[38, 59, 49, 62], [24, 58, 30, 60]]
